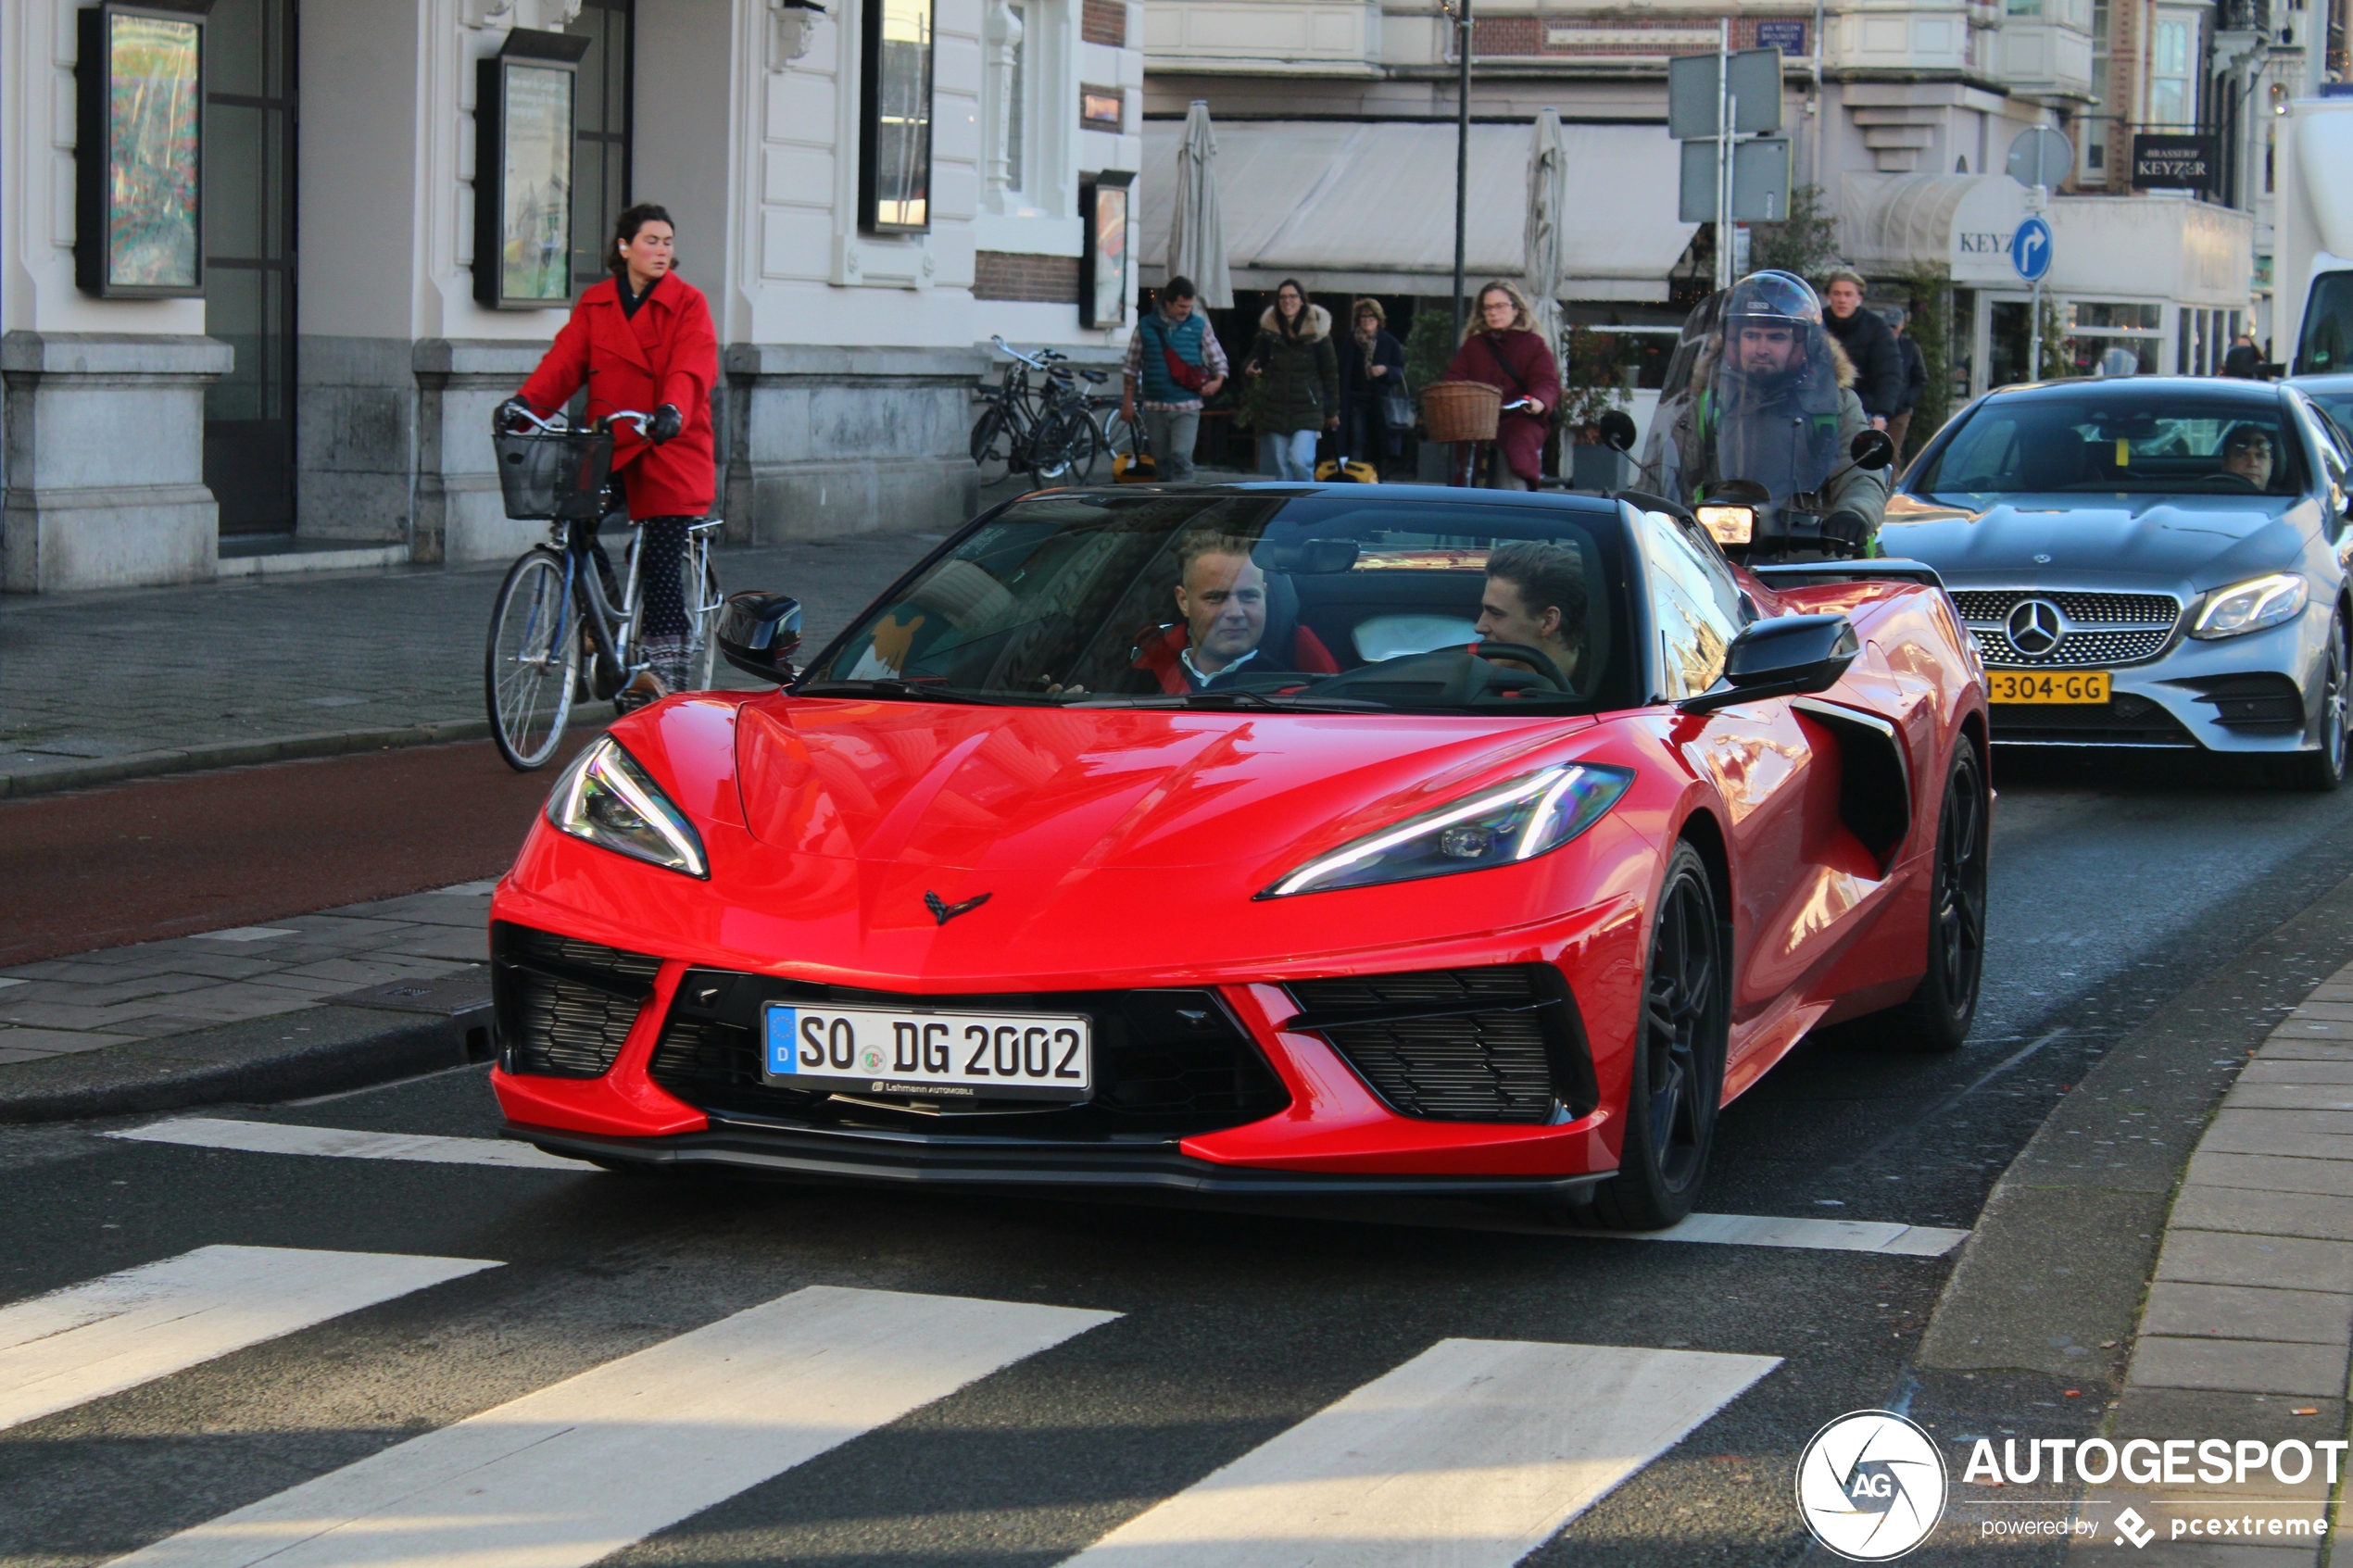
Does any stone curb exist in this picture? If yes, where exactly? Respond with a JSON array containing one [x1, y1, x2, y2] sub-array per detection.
[[0, 719, 497, 800], [0, 1002, 492, 1124]]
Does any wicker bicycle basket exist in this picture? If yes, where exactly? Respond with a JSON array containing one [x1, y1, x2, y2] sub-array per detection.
[[1419, 381, 1502, 444], [494, 426, 616, 521]]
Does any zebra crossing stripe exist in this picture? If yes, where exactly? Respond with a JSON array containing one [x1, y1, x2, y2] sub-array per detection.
[[0, 1246, 498, 1433], [107, 1117, 586, 1171], [107, 1285, 1118, 1568], [1060, 1337, 1780, 1566]]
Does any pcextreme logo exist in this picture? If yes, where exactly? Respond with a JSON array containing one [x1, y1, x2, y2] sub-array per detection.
[[1795, 1410, 1949, 1561]]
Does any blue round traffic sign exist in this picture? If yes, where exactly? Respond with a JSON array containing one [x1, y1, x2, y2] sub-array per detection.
[[2011, 216, 2053, 282]]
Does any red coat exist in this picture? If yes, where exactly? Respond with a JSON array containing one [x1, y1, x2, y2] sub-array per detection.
[[1442, 328, 1561, 483], [517, 272, 719, 520]]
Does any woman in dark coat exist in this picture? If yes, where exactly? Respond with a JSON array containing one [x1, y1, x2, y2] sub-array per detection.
[[509, 203, 719, 701], [1336, 297, 1407, 474], [1241, 278, 1340, 481], [1442, 280, 1561, 489]]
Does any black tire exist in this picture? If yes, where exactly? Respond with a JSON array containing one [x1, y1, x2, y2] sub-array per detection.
[[2274, 612, 2350, 792], [1879, 737, 1990, 1052], [1027, 409, 1097, 486], [1589, 842, 1730, 1231], [485, 547, 579, 771]]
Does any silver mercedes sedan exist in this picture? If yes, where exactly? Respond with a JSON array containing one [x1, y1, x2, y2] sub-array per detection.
[[1883, 377, 2353, 788]]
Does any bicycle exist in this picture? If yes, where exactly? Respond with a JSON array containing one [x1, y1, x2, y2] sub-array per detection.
[[483, 406, 724, 771], [972, 336, 1109, 486]]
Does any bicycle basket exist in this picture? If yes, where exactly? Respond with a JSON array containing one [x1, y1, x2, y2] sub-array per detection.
[[494, 426, 615, 521]]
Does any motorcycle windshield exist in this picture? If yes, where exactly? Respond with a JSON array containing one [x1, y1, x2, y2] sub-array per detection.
[[1707, 328, 1844, 505]]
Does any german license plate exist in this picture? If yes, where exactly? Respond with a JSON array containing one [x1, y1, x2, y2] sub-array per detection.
[[1990, 670, 2111, 704], [761, 1003, 1092, 1101]]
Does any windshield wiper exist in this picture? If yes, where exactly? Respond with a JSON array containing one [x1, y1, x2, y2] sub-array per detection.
[[791, 678, 997, 705]]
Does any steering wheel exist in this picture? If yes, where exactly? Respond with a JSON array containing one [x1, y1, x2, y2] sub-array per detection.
[[2206, 470, 2265, 492], [1470, 642, 1571, 693]]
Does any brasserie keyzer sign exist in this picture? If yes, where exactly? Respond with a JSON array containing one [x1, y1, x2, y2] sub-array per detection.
[[2132, 132, 2218, 189]]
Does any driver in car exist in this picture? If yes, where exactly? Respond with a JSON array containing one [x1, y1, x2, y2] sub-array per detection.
[[2220, 423, 2276, 490], [1172, 533, 1270, 689], [1474, 541, 1586, 689]]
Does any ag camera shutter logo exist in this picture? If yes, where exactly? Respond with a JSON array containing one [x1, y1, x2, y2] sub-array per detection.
[[1795, 1410, 1948, 1560]]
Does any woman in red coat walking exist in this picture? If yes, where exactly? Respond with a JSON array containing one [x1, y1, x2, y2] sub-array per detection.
[[505, 203, 719, 701], [1442, 280, 1560, 489]]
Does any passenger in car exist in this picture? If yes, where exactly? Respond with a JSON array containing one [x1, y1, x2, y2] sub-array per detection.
[[2220, 423, 2276, 489], [1474, 541, 1587, 689], [1132, 529, 1341, 692]]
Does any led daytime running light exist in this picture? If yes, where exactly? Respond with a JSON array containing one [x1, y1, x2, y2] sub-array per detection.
[[1263, 761, 1632, 898], [549, 736, 709, 878]]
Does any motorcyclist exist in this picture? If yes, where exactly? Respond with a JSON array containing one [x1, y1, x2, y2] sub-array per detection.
[[1648, 270, 1889, 554]]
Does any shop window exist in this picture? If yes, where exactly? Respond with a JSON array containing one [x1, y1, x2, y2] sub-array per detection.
[[862, 0, 936, 232], [203, 0, 296, 535]]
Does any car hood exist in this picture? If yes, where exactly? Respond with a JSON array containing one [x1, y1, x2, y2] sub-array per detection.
[[1882, 492, 2311, 592]]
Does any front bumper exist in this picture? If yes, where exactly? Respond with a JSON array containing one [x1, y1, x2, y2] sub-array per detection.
[[510, 1116, 1616, 1198], [1982, 610, 2327, 753]]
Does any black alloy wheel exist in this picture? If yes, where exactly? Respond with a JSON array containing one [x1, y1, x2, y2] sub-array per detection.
[[1882, 738, 1989, 1052], [2278, 611, 2351, 792], [1590, 842, 1729, 1231]]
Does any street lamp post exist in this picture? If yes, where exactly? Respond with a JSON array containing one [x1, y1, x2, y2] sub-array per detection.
[[1448, 0, 1472, 338]]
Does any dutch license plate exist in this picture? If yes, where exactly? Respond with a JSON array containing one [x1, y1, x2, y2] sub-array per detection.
[[761, 1003, 1092, 1101], [1990, 670, 2111, 704]]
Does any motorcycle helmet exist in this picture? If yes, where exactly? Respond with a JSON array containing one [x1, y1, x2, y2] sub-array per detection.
[[1721, 270, 1825, 331]]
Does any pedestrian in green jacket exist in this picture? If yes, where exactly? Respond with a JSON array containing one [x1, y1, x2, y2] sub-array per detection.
[[1242, 279, 1340, 480]]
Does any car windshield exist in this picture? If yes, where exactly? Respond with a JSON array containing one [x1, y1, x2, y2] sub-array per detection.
[[1912, 391, 2306, 500], [800, 490, 1640, 713]]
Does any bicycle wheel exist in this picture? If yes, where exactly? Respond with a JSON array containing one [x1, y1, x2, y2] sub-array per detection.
[[485, 547, 579, 771], [1026, 408, 1094, 486], [971, 402, 1013, 486], [1063, 412, 1106, 484]]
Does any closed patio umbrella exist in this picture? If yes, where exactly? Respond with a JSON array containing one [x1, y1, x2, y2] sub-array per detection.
[[1168, 100, 1233, 308], [1524, 106, 1569, 393]]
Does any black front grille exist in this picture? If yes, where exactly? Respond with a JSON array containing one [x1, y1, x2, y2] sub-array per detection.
[[648, 972, 1290, 1137], [1988, 691, 2199, 746], [2176, 672, 2306, 730], [1284, 965, 1592, 1124], [492, 922, 661, 1079]]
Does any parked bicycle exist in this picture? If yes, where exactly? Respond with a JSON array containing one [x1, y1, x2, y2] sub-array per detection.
[[483, 406, 724, 771], [971, 335, 1109, 486]]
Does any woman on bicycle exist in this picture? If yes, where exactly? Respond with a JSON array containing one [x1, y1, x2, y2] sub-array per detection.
[[503, 203, 717, 701]]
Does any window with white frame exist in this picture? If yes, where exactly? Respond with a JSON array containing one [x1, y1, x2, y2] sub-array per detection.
[[985, 0, 1045, 207], [2085, 0, 2110, 181], [2149, 11, 2196, 126]]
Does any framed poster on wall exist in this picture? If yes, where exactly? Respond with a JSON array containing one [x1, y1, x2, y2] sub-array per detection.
[[1079, 172, 1132, 329], [76, 2, 208, 298], [473, 29, 592, 309], [861, 0, 936, 232]]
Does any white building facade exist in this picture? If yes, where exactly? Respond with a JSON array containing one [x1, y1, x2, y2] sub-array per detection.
[[1, 0, 1141, 593]]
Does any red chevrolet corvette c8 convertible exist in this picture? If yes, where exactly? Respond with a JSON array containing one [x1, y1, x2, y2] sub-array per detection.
[[489, 483, 1990, 1229]]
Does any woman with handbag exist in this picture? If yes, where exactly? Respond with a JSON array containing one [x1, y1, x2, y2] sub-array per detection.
[[1337, 298, 1408, 478], [1241, 279, 1340, 481], [1441, 280, 1560, 490]]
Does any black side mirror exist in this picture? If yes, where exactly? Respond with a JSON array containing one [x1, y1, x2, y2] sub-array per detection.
[[1676, 614, 1859, 714], [1597, 409, 1639, 453], [1849, 429, 1897, 471], [716, 592, 803, 684]]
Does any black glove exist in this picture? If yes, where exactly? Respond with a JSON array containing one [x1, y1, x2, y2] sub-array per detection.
[[495, 397, 532, 433], [648, 404, 684, 445], [1821, 508, 1871, 553]]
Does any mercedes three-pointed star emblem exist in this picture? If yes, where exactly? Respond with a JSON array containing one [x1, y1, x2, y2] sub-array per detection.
[[925, 890, 991, 926], [2005, 596, 2066, 657]]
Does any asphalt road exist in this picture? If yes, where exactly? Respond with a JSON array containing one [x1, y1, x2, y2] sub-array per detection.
[[7, 746, 2353, 1565]]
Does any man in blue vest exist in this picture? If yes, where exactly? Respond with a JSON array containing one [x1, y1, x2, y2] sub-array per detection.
[[1120, 276, 1229, 483]]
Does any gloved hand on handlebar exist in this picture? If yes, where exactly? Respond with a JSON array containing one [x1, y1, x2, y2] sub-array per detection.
[[1820, 508, 1871, 553], [495, 397, 533, 433], [648, 404, 684, 445]]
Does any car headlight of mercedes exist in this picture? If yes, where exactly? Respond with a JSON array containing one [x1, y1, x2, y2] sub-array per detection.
[[2190, 572, 2309, 639], [1260, 762, 1633, 898], [548, 735, 709, 878]]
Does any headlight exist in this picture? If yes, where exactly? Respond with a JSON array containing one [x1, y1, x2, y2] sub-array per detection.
[[548, 736, 709, 878], [2190, 572, 2309, 639], [1695, 505, 1755, 546], [1260, 762, 1633, 899]]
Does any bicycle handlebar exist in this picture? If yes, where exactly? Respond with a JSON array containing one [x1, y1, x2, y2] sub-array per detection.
[[988, 334, 1066, 372], [496, 404, 652, 436]]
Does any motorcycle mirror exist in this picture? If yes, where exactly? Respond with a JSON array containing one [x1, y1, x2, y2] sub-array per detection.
[[1849, 430, 1897, 471], [1597, 410, 1638, 453], [716, 592, 803, 684]]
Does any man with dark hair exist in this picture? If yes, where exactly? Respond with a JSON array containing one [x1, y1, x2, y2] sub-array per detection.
[[1121, 276, 1228, 483], [1476, 540, 1586, 686], [2219, 423, 2276, 489]]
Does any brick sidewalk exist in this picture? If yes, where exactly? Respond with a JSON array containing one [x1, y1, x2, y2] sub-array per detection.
[[0, 533, 940, 796]]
